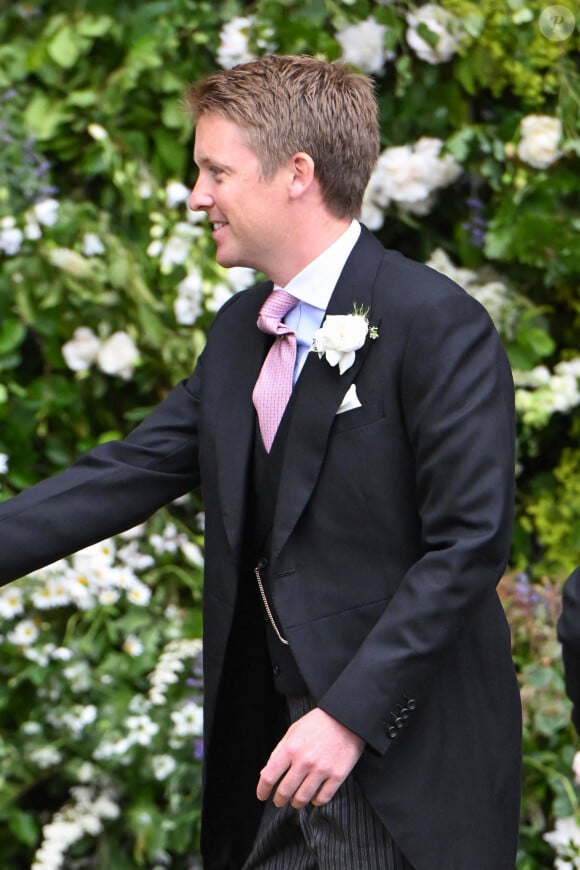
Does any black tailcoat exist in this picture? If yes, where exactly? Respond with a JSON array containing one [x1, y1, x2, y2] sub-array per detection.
[[0, 229, 522, 869]]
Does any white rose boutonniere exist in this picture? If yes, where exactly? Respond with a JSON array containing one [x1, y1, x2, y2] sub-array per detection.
[[312, 304, 379, 374]]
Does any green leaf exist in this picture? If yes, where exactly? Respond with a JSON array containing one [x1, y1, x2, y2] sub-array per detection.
[[0, 318, 26, 355], [46, 25, 81, 69], [8, 810, 38, 847], [152, 128, 187, 176], [23, 93, 67, 139], [135, 304, 166, 346], [76, 14, 114, 38], [416, 22, 440, 49], [446, 128, 475, 161]]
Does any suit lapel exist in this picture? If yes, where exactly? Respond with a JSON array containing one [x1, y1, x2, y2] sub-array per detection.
[[271, 228, 386, 565]]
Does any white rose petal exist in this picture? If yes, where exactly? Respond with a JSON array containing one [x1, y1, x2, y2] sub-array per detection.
[[166, 181, 191, 208], [217, 16, 256, 70], [336, 16, 393, 75], [364, 136, 461, 219], [62, 327, 101, 372], [97, 331, 139, 379], [406, 4, 463, 64], [174, 295, 202, 326], [517, 114, 563, 169], [206, 283, 235, 312], [160, 235, 190, 272], [313, 314, 370, 374]]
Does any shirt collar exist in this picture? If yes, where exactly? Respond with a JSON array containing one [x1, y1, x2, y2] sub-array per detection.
[[282, 220, 361, 311]]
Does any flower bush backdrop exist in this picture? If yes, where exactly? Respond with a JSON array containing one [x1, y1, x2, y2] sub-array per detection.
[[0, 0, 579, 866]]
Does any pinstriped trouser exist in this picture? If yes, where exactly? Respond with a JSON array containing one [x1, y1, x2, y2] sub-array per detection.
[[242, 694, 414, 870]]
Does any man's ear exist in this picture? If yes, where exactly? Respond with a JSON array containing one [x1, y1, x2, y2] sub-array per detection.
[[287, 152, 316, 200]]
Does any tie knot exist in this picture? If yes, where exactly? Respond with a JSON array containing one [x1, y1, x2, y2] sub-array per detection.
[[257, 289, 298, 335]]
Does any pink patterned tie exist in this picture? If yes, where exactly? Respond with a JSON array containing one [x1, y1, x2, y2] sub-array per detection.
[[252, 288, 298, 452]]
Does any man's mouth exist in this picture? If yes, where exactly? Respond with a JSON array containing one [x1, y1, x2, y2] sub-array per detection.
[[212, 222, 228, 233]]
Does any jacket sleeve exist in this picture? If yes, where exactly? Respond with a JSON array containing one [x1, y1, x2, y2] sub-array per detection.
[[558, 568, 580, 733], [0, 369, 202, 586]]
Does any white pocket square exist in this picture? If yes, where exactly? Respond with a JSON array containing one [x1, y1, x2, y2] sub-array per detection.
[[336, 383, 362, 415]]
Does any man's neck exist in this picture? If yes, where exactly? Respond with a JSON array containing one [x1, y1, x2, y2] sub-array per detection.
[[270, 214, 353, 287]]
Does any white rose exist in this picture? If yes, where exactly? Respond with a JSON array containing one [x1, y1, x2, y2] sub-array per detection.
[[227, 266, 256, 292], [414, 137, 462, 186], [544, 816, 580, 852], [313, 314, 370, 374], [364, 137, 461, 218], [206, 283, 235, 313], [177, 271, 203, 296], [97, 331, 139, 379], [359, 196, 386, 231], [406, 4, 462, 64], [62, 327, 101, 372], [160, 236, 190, 272], [548, 372, 580, 413], [217, 17, 256, 70], [166, 180, 190, 208], [174, 295, 202, 325], [336, 16, 393, 75], [517, 115, 562, 169], [555, 357, 580, 379]]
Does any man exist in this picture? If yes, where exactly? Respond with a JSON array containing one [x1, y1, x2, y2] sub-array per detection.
[[558, 567, 580, 732], [0, 55, 521, 868]]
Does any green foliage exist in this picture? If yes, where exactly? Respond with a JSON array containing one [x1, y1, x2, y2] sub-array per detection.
[[0, 0, 579, 865], [520, 445, 580, 581]]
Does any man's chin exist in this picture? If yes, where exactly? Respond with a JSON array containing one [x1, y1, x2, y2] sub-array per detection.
[[215, 248, 252, 271]]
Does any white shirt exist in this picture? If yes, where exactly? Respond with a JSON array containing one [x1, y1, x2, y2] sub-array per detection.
[[280, 220, 361, 383]]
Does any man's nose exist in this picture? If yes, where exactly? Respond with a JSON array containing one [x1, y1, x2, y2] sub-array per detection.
[[189, 177, 213, 212]]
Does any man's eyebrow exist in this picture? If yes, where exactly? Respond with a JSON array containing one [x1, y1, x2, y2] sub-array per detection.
[[193, 154, 230, 170]]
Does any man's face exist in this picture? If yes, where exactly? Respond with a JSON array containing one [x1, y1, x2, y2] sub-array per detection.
[[190, 113, 291, 276]]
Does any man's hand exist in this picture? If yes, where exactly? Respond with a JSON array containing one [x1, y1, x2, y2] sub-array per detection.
[[256, 707, 365, 809]]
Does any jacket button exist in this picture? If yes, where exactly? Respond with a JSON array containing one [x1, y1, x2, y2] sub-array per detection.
[[257, 556, 268, 569], [273, 664, 280, 677], [387, 725, 398, 738], [394, 717, 404, 729], [405, 696, 417, 710]]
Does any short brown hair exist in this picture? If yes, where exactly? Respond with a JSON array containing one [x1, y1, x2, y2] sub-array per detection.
[[185, 54, 379, 220]]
